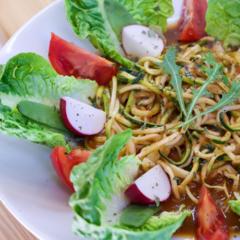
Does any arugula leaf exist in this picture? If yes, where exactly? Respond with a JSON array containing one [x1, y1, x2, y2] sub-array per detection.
[[185, 53, 222, 124], [70, 130, 190, 239], [0, 53, 97, 107], [0, 101, 68, 148], [162, 47, 187, 117], [206, 0, 240, 46], [115, 0, 173, 31], [182, 81, 240, 127], [65, 0, 135, 68]]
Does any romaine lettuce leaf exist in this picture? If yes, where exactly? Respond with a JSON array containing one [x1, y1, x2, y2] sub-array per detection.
[[65, 0, 173, 68], [73, 209, 191, 240], [70, 130, 190, 240], [65, 0, 135, 68], [0, 53, 97, 107], [70, 130, 139, 225], [206, 0, 240, 46], [229, 200, 240, 215], [116, 0, 173, 31], [0, 101, 68, 148]]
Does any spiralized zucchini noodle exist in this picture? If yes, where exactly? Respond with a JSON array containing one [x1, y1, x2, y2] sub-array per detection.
[[86, 37, 240, 207]]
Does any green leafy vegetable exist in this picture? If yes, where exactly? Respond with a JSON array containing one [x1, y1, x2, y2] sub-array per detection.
[[104, 0, 136, 39], [116, 0, 173, 31], [0, 53, 97, 107], [65, 0, 173, 67], [70, 130, 190, 239], [17, 100, 67, 132], [229, 200, 240, 215], [162, 47, 187, 117], [182, 81, 240, 127], [185, 53, 222, 124], [120, 204, 160, 228], [65, 0, 135, 68], [73, 209, 190, 240], [0, 101, 68, 148], [0, 53, 96, 148], [0, 64, 4, 78], [70, 130, 139, 225], [206, 0, 240, 46]]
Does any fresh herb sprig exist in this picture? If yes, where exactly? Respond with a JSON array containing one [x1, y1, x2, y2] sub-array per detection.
[[180, 81, 240, 128], [162, 47, 187, 118], [184, 53, 222, 125]]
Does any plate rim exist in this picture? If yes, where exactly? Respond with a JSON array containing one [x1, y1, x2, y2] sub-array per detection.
[[0, 1, 65, 239], [0, 0, 62, 58]]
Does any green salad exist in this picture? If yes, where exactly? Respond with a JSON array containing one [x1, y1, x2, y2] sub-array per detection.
[[1, 0, 240, 239]]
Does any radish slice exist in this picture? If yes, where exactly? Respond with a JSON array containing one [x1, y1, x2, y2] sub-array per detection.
[[125, 165, 171, 205], [60, 97, 106, 136], [122, 25, 164, 59]]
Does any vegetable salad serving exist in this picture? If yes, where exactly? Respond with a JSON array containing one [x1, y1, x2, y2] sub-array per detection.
[[2, 0, 240, 239]]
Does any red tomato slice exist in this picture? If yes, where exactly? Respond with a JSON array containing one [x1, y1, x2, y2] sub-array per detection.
[[51, 147, 90, 191], [196, 185, 229, 240], [178, 0, 208, 42], [49, 33, 118, 85]]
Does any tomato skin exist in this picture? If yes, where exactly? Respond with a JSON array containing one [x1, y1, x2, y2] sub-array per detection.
[[49, 33, 117, 85], [196, 186, 229, 240], [51, 147, 90, 191], [178, 0, 208, 42]]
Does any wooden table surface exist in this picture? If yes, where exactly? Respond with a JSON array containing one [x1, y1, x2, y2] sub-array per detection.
[[0, 1, 53, 239]]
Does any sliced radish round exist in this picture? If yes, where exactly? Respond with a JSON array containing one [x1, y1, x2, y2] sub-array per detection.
[[60, 97, 106, 136], [125, 165, 171, 205], [122, 25, 164, 59]]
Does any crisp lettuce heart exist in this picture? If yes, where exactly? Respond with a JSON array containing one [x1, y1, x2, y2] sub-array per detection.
[[115, 0, 173, 31], [65, 0, 173, 68], [0, 53, 97, 148], [0, 101, 68, 148], [206, 0, 240, 46], [0, 53, 97, 107]]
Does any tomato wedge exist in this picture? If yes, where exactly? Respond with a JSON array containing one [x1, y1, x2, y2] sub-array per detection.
[[196, 185, 229, 240], [51, 147, 91, 191], [178, 0, 208, 42], [49, 33, 117, 85]]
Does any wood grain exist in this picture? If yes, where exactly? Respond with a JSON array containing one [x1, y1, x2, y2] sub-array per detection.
[[0, 1, 53, 239], [0, 203, 36, 240]]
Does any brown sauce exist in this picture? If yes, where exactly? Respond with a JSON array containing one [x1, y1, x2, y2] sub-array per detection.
[[160, 178, 240, 237], [164, 27, 181, 45]]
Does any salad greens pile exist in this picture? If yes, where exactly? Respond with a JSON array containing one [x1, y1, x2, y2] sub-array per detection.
[[65, 0, 173, 68], [206, 0, 240, 46], [3, 0, 240, 238], [70, 130, 190, 240], [0, 53, 97, 147], [0, 101, 67, 148]]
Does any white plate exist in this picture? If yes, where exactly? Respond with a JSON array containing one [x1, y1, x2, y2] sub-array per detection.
[[0, 1, 94, 239], [0, 0, 223, 240]]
